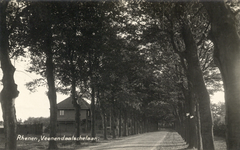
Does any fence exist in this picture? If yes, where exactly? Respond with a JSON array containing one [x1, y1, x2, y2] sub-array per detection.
[[17, 123, 43, 135]]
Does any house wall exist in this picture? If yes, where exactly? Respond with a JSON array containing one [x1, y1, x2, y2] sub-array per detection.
[[57, 109, 90, 134], [57, 122, 75, 135], [57, 109, 75, 121], [57, 121, 90, 134], [81, 110, 87, 120], [57, 109, 89, 121]]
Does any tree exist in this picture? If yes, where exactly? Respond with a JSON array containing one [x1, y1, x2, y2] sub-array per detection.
[[180, 22, 214, 149], [54, 3, 85, 143], [211, 102, 226, 138], [202, 1, 240, 149], [138, 2, 215, 149], [211, 102, 225, 124], [20, 2, 64, 149], [24, 117, 49, 125], [0, 2, 20, 149]]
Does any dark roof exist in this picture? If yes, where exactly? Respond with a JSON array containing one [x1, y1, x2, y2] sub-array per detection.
[[57, 97, 90, 110]]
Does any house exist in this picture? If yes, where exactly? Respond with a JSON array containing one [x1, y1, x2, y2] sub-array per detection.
[[57, 97, 91, 134]]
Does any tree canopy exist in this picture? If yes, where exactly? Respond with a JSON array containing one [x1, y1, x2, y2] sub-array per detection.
[[2, 1, 239, 149]]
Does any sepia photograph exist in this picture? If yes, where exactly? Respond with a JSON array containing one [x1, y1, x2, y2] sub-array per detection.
[[0, 0, 239, 149]]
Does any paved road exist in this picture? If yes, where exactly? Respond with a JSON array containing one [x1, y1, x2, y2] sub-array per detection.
[[79, 131, 168, 150]]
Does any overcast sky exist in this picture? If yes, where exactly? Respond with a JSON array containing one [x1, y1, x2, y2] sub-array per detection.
[[0, 58, 68, 121], [0, 58, 224, 121]]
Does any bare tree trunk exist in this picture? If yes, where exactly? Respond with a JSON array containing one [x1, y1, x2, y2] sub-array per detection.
[[182, 23, 214, 150], [196, 102, 202, 150], [67, 35, 81, 145], [0, 3, 19, 149], [46, 53, 58, 149], [111, 107, 116, 139], [116, 117, 119, 137], [203, 2, 240, 149], [119, 109, 122, 137], [132, 112, 135, 135], [71, 77, 81, 145], [187, 87, 198, 149], [188, 95, 197, 149], [110, 94, 116, 139], [91, 86, 96, 137], [101, 112, 107, 140], [44, 26, 58, 149], [131, 113, 134, 135], [182, 91, 190, 145], [99, 94, 107, 140], [123, 110, 128, 136]]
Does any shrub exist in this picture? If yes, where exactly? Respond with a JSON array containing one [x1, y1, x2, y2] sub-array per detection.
[[213, 122, 226, 138]]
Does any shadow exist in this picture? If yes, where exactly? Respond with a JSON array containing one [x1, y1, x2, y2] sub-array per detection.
[[158, 144, 188, 149], [177, 147, 193, 150], [92, 145, 156, 150]]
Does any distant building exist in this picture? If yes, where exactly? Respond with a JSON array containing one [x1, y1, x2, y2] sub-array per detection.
[[57, 97, 91, 134]]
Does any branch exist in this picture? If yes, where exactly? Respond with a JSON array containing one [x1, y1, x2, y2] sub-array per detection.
[[197, 22, 210, 46], [25, 78, 46, 93], [169, 30, 187, 72]]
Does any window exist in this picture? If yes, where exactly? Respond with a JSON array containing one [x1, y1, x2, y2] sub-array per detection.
[[60, 110, 64, 116]]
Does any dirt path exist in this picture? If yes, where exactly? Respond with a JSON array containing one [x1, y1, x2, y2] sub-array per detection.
[[77, 130, 187, 150], [157, 131, 188, 150]]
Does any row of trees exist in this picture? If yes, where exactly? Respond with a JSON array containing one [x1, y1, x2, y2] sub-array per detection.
[[0, 1, 239, 150]]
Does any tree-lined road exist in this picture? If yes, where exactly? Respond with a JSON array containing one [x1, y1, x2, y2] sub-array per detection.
[[79, 131, 168, 150]]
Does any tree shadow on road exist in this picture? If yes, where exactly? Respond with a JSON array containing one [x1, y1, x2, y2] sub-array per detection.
[[157, 131, 189, 150]]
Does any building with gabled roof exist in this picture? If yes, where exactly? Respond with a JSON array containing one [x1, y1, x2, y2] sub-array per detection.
[[57, 97, 91, 134]]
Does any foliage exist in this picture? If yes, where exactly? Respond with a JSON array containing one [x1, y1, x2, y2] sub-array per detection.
[[211, 102, 226, 138], [24, 117, 50, 126], [213, 123, 226, 138], [3, 1, 231, 146]]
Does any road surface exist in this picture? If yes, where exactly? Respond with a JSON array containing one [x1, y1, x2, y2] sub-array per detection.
[[79, 131, 169, 150]]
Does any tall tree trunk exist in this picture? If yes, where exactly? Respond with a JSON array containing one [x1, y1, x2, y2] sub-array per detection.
[[203, 2, 240, 149], [116, 116, 119, 137], [131, 112, 134, 135], [184, 80, 197, 148], [119, 109, 122, 137], [182, 91, 190, 145], [91, 86, 96, 137], [188, 93, 197, 148], [111, 96, 116, 139], [123, 109, 128, 136], [67, 30, 81, 144], [44, 26, 57, 149], [66, 34, 81, 144], [136, 120, 139, 134], [101, 112, 107, 140], [71, 76, 81, 145], [0, 2, 19, 149], [46, 53, 58, 149], [143, 116, 148, 133], [196, 102, 202, 150], [99, 95, 107, 140], [111, 109, 116, 139], [133, 113, 136, 134], [182, 23, 214, 150]]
